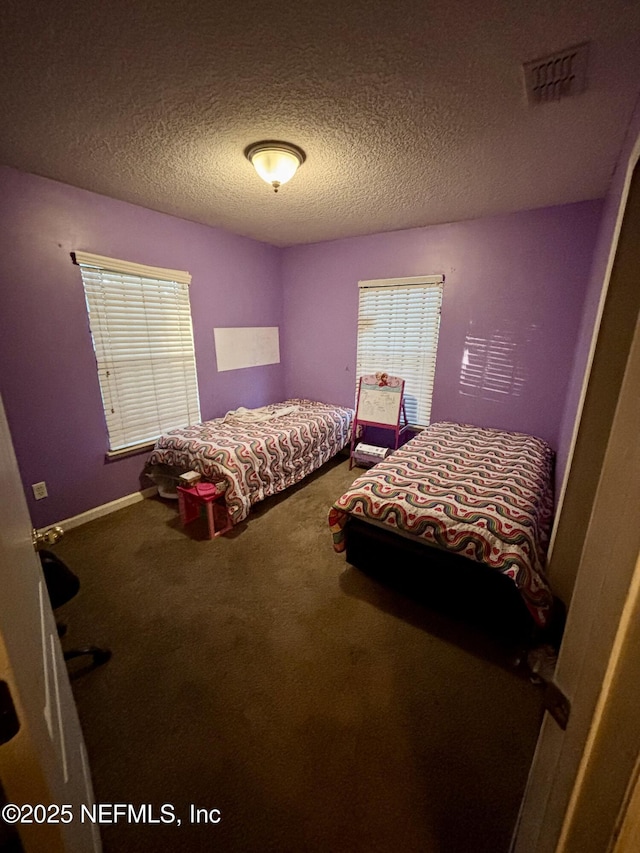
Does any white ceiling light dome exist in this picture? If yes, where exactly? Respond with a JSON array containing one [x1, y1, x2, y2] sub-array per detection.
[[245, 141, 306, 192]]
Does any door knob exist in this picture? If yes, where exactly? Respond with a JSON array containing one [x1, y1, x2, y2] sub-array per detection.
[[32, 526, 64, 550]]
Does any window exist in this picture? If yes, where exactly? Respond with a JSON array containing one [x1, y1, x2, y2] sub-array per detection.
[[74, 251, 201, 455], [356, 275, 443, 427]]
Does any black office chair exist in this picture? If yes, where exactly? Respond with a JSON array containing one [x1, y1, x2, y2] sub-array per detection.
[[39, 549, 111, 670]]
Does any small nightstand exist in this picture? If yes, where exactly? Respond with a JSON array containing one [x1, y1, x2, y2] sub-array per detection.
[[176, 482, 232, 539]]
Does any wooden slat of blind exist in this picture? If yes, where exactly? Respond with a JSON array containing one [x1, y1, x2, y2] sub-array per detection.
[[80, 265, 201, 451]]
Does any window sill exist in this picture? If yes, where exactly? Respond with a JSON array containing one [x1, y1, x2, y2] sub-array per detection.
[[105, 441, 156, 462]]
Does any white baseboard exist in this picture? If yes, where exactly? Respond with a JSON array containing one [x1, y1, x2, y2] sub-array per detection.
[[40, 486, 158, 534]]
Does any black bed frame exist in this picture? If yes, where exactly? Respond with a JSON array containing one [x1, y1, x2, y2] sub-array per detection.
[[344, 517, 562, 647]]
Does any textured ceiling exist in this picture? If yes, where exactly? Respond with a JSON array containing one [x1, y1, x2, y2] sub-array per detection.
[[1, 0, 640, 246]]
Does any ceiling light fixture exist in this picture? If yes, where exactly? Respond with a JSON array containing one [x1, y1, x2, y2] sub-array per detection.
[[244, 141, 306, 192]]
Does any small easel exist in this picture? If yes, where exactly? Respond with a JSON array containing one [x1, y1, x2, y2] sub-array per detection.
[[350, 373, 409, 469]]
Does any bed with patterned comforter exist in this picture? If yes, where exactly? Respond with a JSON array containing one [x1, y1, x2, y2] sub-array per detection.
[[329, 421, 554, 627], [148, 399, 353, 524]]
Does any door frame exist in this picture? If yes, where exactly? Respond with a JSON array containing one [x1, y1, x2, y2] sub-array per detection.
[[513, 120, 640, 852]]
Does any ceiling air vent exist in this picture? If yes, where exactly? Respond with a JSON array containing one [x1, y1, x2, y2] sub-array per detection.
[[523, 42, 589, 106]]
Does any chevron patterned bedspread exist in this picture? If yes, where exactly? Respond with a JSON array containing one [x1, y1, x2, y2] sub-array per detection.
[[149, 399, 353, 524], [329, 421, 554, 626]]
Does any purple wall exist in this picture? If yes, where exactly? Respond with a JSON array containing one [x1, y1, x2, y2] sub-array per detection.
[[0, 167, 283, 528], [0, 164, 604, 530], [281, 201, 603, 475]]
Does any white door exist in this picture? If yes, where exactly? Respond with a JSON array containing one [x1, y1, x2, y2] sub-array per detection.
[[514, 316, 640, 852], [513, 135, 640, 852], [0, 392, 101, 852]]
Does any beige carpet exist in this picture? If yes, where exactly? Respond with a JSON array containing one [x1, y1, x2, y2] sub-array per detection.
[[55, 455, 544, 852]]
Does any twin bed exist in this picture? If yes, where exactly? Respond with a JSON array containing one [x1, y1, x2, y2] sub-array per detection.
[[148, 403, 555, 638], [147, 399, 354, 524], [330, 421, 556, 636]]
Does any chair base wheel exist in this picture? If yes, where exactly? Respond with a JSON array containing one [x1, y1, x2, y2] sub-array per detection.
[[64, 646, 112, 669]]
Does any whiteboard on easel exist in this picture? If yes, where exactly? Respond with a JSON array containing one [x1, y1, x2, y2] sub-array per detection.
[[356, 375, 404, 426]]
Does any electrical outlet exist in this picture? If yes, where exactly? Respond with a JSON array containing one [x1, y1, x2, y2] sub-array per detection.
[[32, 481, 48, 500]]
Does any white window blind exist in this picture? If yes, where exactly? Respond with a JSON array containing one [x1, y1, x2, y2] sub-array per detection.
[[356, 275, 444, 427], [75, 252, 200, 453]]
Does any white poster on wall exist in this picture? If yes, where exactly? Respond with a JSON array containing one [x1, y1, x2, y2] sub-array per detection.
[[214, 326, 280, 372]]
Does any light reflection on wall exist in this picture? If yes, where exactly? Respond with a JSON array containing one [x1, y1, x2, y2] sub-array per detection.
[[459, 321, 537, 401]]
